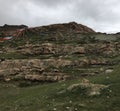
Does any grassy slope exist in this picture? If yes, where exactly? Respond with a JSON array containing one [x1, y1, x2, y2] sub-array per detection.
[[0, 65, 119, 111]]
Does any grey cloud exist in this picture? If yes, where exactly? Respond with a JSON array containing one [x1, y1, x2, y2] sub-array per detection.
[[0, 0, 120, 33], [30, 0, 71, 7], [71, 1, 119, 22]]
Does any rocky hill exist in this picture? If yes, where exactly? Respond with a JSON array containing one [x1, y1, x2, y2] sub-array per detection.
[[0, 24, 28, 31], [0, 22, 120, 111], [31, 22, 95, 34], [0, 22, 95, 38], [0, 22, 119, 84], [0, 24, 28, 37]]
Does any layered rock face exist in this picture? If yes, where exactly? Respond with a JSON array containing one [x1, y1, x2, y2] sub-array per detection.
[[0, 22, 119, 84], [0, 59, 70, 82], [15, 42, 120, 57]]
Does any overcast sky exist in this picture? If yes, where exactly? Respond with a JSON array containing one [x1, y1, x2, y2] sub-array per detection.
[[0, 0, 120, 33]]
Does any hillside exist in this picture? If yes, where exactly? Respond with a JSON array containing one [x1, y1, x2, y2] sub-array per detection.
[[0, 24, 28, 37], [0, 22, 95, 38], [0, 22, 120, 111]]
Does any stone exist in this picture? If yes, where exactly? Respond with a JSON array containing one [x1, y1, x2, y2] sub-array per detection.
[[67, 79, 108, 96], [105, 69, 113, 73]]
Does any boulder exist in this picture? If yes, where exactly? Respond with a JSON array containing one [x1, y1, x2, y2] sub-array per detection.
[[67, 79, 108, 96], [105, 69, 113, 74]]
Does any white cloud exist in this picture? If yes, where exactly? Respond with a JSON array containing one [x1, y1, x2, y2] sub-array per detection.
[[0, 0, 120, 33]]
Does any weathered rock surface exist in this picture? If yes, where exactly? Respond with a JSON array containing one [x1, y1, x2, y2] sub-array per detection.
[[0, 24, 28, 37], [0, 59, 72, 82], [0, 22, 119, 84], [67, 79, 108, 96], [16, 43, 85, 55], [6, 42, 118, 58]]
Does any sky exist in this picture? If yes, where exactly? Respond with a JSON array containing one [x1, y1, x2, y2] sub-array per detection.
[[0, 0, 120, 33]]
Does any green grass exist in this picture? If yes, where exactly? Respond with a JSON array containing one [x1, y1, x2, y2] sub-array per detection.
[[0, 53, 28, 59], [0, 32, 119, 111], [0, 65, 120, 111]]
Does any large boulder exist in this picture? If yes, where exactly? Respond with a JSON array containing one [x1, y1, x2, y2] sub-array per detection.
[[67, 79, 108, 96]]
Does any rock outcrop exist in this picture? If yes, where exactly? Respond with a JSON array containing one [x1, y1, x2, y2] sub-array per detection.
[[0, 59, 71, 82], [63, 79, 109, 96], [0, 22, 119, 85], [0, 22, 95, 39], [0, 24, 28, 37]]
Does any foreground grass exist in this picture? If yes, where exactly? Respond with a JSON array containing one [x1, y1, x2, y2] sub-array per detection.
[[0, 65, 120, 111]]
